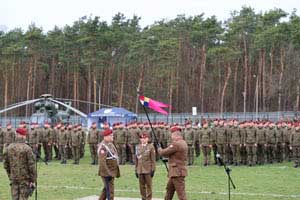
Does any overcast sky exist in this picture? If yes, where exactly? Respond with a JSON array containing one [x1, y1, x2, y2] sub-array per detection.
[[0, 0, 299, 32]]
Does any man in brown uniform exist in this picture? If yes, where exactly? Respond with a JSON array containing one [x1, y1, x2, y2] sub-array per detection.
[[98, 129, 120, 200], [135, 132, 156, 200], [158, 126, 188, 200], [3, 128, 36, 200]]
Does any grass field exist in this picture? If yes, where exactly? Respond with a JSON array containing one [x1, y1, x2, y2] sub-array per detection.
[[1, 147, 300, 200]]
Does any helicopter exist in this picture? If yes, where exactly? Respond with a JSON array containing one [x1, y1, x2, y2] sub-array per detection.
[[0, 94, 88, 126]]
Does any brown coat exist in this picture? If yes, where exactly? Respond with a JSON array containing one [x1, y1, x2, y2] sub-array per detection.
[[98, 141, 120, 178], [158, 139, 188, 177], [135, 143, 156, 174]]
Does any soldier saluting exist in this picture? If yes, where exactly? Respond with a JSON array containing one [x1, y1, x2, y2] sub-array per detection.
[[3, 127, 36, 200], [98, 129, 120, 200], [158, 126, 188, 200], [135, 132, 156, 200]]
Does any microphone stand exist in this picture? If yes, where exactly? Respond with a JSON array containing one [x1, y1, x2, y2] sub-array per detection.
[[217, 153, 236, 200], [33, 147, 48, 200]]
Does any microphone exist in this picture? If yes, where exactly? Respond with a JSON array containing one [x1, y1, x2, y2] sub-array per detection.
[[216, 153, 224, 166]]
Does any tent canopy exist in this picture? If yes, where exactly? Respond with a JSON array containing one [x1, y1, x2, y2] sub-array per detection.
[[87, 107, 137, 128]]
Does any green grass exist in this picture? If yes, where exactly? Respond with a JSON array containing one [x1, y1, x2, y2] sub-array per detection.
[[1, 147, 300, 200]]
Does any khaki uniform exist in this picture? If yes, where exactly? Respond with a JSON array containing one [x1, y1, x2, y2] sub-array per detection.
[[3, 140, 36, 200], [158, 139, 188, 200], [98, 140, 120, 200], [135, 143, 156, 200], [88, 128, 100, 165]]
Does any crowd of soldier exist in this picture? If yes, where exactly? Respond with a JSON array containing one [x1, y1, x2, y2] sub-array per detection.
[[1, 119, 300, 168]]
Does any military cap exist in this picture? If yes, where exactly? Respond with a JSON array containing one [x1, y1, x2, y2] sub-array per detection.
[[170, 126, 181, 133], [102, 129, 113, 136], [16, 128, 27, 136]]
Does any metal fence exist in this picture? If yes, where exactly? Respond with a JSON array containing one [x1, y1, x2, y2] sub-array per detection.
[[137, 111, 300, 124], [1, 111, 300, 128]]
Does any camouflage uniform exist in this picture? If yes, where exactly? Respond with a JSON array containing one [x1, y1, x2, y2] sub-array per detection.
[[128, 125, 140, 164], [115, 126, 127, 165], [27, 127, 39, 157], [283, 126, 292, 161], [0, 127, 3, 162], [71, 128, 83, 164], [266, 126, 277, 163], [79, 127, 86, 158], [183, 125, 195, 165], [290, 127, 300, 167], [3, 139, 36, 200], [256, 126, 267, 164], [194, 126, 201, 157], [58, 127, 69, 164], [216, 125, 227, 164], [52, 126, 60, 160], [245, 125, 257, 166], [229, 125, 242, 166], [199, 125, 212, 166], [88, 127, 100, 165], [275, 126, 284, 162], [41, 127, 53, 161], [4, 127, 15, 148]]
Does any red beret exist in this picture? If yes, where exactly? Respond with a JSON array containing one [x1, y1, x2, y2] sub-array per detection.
[[16, 128, 27, 136], [140, 132, 149, 138], [102, 129, 113, 136], [170, 126, 181, 133]]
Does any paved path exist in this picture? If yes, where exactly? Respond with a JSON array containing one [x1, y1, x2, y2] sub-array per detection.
[[75, 195, 163, 200]]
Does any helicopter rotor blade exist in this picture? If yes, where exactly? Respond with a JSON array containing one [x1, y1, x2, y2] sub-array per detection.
[[49, 99, 87, 118], [55, 98, 114, 108], [0, 99, 42, 114]]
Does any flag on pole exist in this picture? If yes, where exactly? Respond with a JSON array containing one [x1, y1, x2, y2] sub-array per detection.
[[139, 95, 171, 115]]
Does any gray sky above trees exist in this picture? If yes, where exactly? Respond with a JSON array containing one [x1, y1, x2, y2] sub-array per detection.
[[0, 0, 299, 32]]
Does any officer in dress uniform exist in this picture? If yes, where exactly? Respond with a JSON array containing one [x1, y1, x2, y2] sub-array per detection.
[[135, 132, 156, 200], [97, 129, 120, 200]]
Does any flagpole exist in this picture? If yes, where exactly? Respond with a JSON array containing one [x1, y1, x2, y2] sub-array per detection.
[[142, 105, 169, 172]]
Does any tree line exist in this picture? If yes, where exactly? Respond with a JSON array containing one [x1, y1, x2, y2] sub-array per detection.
[[1, 7, 300, 116]]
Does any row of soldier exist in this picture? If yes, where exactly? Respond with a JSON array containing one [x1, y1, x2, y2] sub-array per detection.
[[1, 119, 300, 168]]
